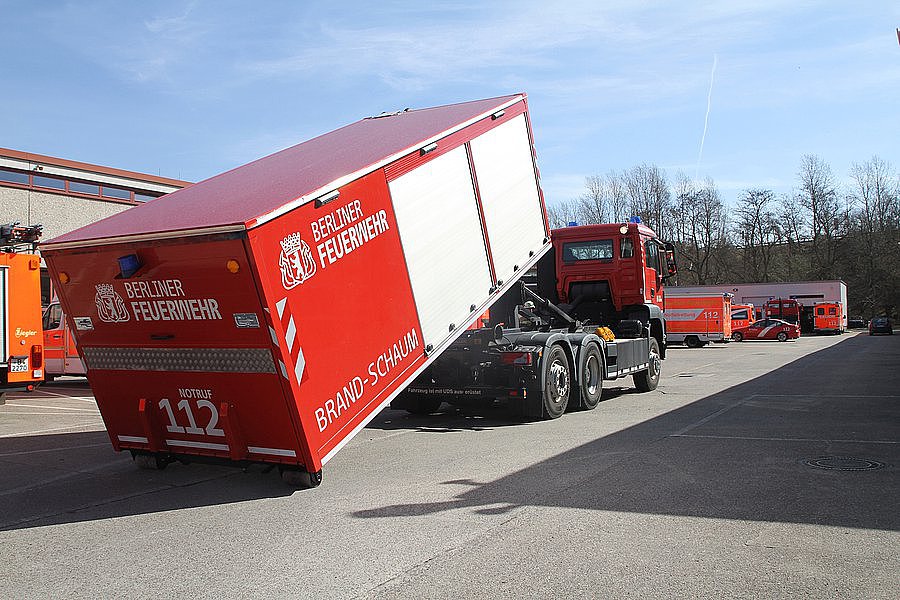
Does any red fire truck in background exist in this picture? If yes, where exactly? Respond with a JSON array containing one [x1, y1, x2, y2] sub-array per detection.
[[764, 298, 801, 328], [0, 223, 44, 397]]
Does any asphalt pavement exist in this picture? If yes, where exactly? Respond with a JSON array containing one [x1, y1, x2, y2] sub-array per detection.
[[0, 330, 897, 599]]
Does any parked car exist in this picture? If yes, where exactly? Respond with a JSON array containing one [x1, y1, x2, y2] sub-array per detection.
[[732, 318, 801, 342], [848, 316, 867, 329], [868, 316, 894, 335]]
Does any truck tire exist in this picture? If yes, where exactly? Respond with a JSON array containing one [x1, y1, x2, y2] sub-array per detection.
[[685, 335, 701, 348], [541, 345, 571, 418], [633, 337, 661, 392], [576, 343, 603, 410]]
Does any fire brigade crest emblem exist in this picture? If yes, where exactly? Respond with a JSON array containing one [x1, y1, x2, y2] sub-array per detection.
[[94, 283, 131, 323], [279, 232, 317, 290]]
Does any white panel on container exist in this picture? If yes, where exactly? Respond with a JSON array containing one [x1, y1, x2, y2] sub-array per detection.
[[470, 114, 546, 285], [388, 146, 492, 350]]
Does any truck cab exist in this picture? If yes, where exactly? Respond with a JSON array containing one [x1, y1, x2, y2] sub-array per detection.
[[537, 221, 676, 357], [731, 303, 756, 330], [764, 298, 801, 327]]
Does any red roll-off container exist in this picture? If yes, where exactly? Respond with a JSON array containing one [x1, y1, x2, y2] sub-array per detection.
[[41, 94, 551, 481]]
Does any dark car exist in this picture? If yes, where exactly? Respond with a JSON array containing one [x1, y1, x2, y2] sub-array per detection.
[[848, 316, 867, 329], [868, 316, 893, 335], [732, 318, 801, 342]]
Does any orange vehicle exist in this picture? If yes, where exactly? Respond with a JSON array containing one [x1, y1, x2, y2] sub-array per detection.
[[664, 292, 732, 347], [813, 301, 844, 334], [731, 303, 756, 330], [0, 224, 45, 394], [42, 301, 86, 379]]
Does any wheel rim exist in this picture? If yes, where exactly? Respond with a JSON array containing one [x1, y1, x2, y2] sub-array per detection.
[[778, 332, 787, 341], [584, 354, 601, 396], [648, 348, 660, 382], [548, 358, 570, 405]]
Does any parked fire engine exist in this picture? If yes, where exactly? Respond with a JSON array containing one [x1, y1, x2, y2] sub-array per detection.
[[813, 301, 844, 334], [662, 292, 732, 348], [731, 303, 756, 330], [764, 298, 801, 327], [0, 223, 44, 396], [41, 95, 673, 487]]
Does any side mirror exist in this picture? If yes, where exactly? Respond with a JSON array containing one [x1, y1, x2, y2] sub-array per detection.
[[663, 242, 677, 279]]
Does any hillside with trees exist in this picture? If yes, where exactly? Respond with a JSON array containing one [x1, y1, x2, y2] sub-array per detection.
[[547, 155, 900, 318]]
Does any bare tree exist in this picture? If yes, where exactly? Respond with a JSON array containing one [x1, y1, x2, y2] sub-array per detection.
[[734, 189, 779, 282], [670, 176, 728, 284], [846, 156, 900, 315], [605, 170, 629, 223], [623, 163, 670, 238], [546, 199, 578, 230], [576, 175, 608, 224], [850, 155, 900, 233], [796, 154, 843, 278], [575, 170, 643, 225]]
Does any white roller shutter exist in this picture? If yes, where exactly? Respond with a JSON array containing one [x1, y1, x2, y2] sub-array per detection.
[[388, 146, 492, 351], [469, 114, 547, 285]]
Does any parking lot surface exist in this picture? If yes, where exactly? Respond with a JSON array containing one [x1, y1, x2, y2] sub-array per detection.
[[1, 331, 897, 599]]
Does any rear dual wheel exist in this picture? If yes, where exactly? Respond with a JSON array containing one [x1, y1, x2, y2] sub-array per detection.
[[541, 345, 571, 418]]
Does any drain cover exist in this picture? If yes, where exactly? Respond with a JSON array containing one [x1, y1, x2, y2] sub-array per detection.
[[803, 456, 886, 471]]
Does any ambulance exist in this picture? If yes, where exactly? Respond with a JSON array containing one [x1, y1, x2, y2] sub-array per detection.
[[664, 292, 732, 348], [813, 301, 844, 334], [731, 303, 756, 330]]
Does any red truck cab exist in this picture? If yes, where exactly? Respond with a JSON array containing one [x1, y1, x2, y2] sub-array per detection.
[[537, 221, 676, 356], [764, 298, 801, 327]]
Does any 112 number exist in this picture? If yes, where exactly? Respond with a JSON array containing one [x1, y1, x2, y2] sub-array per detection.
[[158, 398, 224, 437]]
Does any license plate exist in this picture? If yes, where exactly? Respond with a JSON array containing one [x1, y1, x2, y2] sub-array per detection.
[[9, 358, 28, 373]]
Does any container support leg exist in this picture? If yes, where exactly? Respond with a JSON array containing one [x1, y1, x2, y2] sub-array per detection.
[[138, 397, 163, 452], [220, 402, 248, 461]]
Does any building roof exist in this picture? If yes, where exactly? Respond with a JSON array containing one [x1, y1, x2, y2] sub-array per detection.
[[0, 147, 189, 191], [43, 94, 524, 248]]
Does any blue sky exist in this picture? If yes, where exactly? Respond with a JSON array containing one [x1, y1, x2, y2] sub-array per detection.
[[2, 1, 898, 208]]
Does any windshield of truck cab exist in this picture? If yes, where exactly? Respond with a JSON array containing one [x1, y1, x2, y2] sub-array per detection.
[[562, 239, 614, 262]]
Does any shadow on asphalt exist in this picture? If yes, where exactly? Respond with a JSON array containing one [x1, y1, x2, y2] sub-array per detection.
[[0, 428, 296, 532], [370, 384, 639, 433], [1, 335, 897, 532], [352, 334, 900, 531]]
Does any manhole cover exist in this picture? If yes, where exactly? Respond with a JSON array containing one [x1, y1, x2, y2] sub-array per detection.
[[803, 456, 886, 471]]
